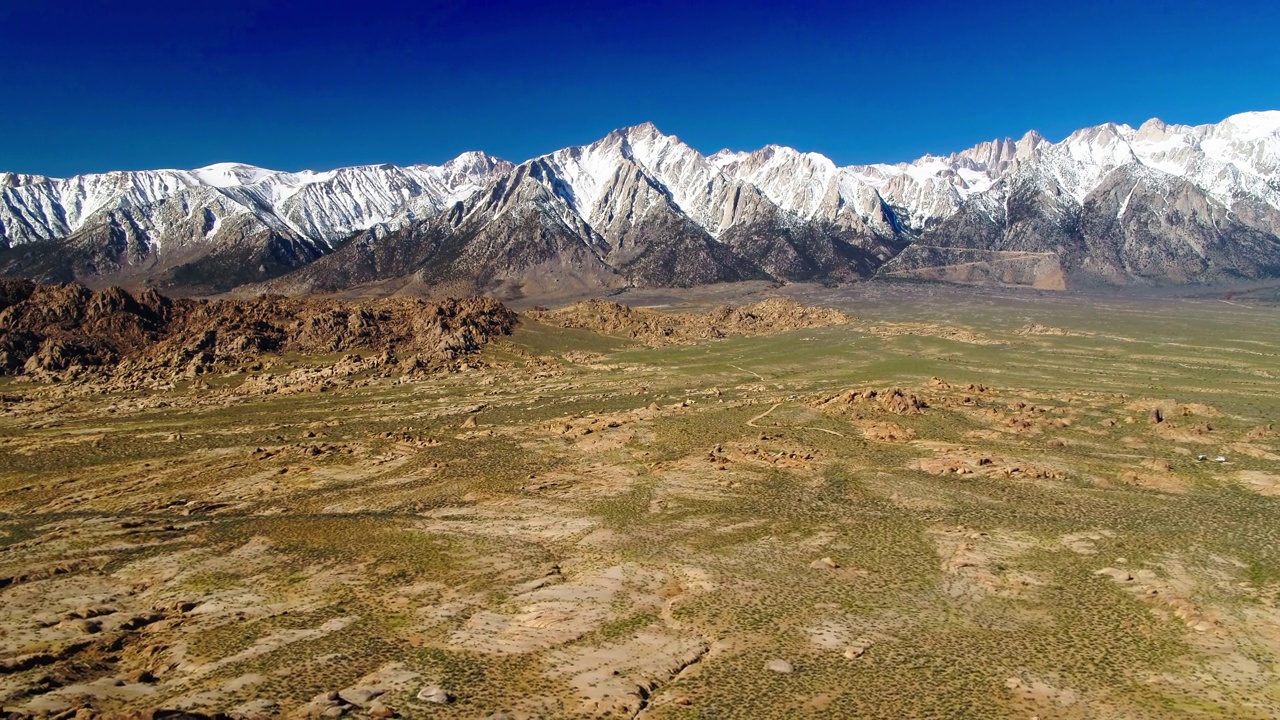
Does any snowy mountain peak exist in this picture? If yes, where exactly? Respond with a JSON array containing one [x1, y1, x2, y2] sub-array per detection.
[[0, 172, 48, 189], [947, 131, 1043, 175], [1138, 117, 1168, 134], [1218, 111, 1280, 140], [191, 163, 280, 188], [438, 150, 507, 171], [1019, 129, 1047, 148], [707, 149, 748, 167], [616, 121, 663, 139], [1065, 122, 1132, 146], [429, 151, 515, 205]]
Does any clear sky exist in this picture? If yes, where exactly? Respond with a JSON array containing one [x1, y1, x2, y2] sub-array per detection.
[[3, 0, 1278, 177]]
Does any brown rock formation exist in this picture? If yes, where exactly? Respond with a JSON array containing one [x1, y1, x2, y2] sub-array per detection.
[[525, 297, 851, 346], [0, 279, 517, 381]]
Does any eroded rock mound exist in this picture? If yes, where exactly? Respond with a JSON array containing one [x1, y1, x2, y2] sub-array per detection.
[[815, 387, 929, 416], [0, 278, 517, 381], [525, 297, 851, 346]]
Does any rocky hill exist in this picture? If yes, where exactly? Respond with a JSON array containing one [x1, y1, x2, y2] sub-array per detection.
[[0, 278, 517, 383], [525, 297, 852, 346]]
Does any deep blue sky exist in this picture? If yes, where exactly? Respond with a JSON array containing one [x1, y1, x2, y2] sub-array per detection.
[[3, 0, 1278, 177]]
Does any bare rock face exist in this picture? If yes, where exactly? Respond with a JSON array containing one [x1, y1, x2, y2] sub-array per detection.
[[0, 279, 517, 382], [416, 685, 453, 704], [766, 658, 794, 674]]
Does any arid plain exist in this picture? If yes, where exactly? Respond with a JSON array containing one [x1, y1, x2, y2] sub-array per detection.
[[2, 282, 1280, 719]]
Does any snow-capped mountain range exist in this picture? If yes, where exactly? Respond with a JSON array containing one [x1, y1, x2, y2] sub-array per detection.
[[3, 111, 1279, 294], [0, 151, 511, 249]]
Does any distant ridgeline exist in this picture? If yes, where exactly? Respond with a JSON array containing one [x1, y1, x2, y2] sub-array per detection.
[[3, 112, 1280, 296]]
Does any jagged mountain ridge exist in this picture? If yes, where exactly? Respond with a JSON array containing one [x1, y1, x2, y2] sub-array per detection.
[[4, 111, 1280, 294], [0, 152, 512, 247], [0, 153, 514, 291]]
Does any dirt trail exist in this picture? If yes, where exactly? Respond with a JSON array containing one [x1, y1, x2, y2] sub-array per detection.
[[747, 402, 846, 437]]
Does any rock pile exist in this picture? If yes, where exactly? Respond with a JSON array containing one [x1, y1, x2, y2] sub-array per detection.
[[816, 387, 929, 416]]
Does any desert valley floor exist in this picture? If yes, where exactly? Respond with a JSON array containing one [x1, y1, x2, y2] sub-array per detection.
[[2, 282, 1280, 719]]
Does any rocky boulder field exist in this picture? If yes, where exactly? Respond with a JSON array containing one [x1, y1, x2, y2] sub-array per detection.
[[0, 279, 518, 386]]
